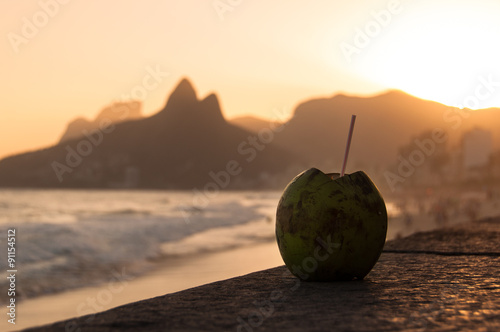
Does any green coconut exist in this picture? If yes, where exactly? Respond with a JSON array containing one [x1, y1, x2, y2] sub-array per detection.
[[275, 168, 387, 281]]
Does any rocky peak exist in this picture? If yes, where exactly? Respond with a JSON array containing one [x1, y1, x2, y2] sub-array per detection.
[[200, 93, 225, 125]]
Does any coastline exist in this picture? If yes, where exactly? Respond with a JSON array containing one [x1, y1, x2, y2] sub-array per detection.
[[4, 241, 283, 332], [22, 217, 500, 331], [6, 194, 500, 331]]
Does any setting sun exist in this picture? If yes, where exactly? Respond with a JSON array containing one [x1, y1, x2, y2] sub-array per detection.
[[347, 0, 500, 109]]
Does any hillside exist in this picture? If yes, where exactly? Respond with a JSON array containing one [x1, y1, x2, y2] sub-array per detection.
[[59, 101, 143, 143], [1, 80, 499, 191], [0, 79, 303, 189]]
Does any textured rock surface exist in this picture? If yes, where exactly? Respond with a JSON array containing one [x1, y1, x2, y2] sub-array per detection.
[[25, 218, 500, 331]]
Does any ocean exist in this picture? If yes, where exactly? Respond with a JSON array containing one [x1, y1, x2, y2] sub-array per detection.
[[2, 188, 480, 303], [0, 189, 286, 301]]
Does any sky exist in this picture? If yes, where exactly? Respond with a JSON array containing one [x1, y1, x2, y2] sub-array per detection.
[[1, 0, 500, 159]]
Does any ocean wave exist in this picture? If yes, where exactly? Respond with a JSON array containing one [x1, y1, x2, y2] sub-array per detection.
[[159, 218, 275, 257], [0, 190, 280, 302], [101, 208, 153, 217]]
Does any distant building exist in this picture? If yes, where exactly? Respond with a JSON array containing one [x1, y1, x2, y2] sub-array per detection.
[[124, 166, 140, 188], [461, 128, 492, 180], [488, 150, 500, 181]]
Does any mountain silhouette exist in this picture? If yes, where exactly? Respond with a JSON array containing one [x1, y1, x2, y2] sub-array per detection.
[[59, 101, 142, 143], [2, 78, 499, 191], [273, 90, 450, 172], [237, 90, 500, 189], [0, 78, 302, 189]]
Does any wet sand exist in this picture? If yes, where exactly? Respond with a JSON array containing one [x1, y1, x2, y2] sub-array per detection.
[[4, 241, 283, 331]]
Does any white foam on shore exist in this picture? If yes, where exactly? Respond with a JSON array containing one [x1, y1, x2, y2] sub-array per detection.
[[160, 218, 275, 256], [0, 190, 281, 301]]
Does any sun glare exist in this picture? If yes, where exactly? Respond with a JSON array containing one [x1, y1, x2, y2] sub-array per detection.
[[350, 1, 500, 109]]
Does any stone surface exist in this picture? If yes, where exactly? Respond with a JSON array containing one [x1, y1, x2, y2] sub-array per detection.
[[25, 218, 500, 331], [384, 217, 500, 254]]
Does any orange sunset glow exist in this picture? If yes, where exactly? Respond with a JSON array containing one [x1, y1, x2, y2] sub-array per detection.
[[3, 2, 500, 331], [1, 0, 500, 159]]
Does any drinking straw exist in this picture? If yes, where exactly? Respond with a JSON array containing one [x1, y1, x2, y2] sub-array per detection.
[[340, 115, 356, 177]]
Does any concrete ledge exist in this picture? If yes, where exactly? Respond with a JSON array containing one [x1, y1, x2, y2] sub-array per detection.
[[24, 218, 500, 331]]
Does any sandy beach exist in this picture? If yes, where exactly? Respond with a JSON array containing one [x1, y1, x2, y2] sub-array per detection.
[[4, 241, 283, 331]]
